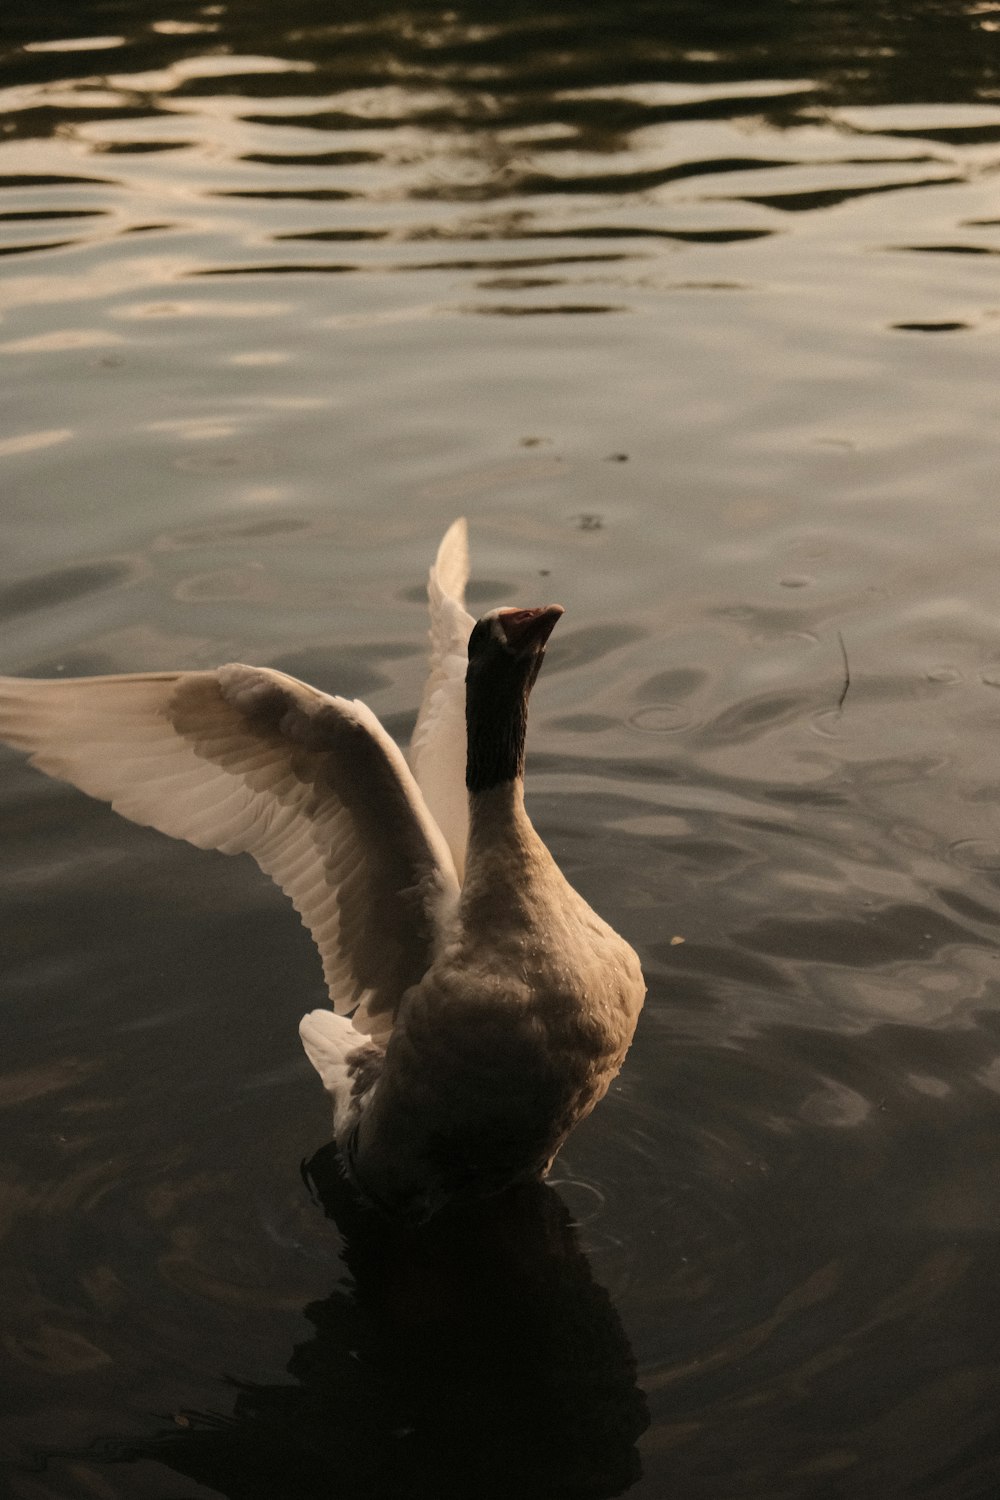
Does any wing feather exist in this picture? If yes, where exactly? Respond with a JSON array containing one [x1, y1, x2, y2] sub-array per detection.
[[408, 518, 475, 880], [0, 666, 459, 1034]]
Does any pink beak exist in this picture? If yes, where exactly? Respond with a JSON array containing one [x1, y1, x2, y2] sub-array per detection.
[[496, 604, 564, 656]]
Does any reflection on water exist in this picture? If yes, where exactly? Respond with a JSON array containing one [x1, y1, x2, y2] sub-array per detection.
[[4, 1, 1000, 1497], [130, 1151, 646, 1500]]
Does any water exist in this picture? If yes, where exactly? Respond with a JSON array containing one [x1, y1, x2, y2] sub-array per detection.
[[3, 2, 1000, 1495]]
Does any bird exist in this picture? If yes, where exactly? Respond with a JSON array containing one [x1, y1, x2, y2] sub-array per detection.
[[0, 520, 645, 1221]]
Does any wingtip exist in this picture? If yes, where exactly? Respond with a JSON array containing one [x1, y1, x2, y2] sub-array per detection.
[[431, 518, 470, 606]]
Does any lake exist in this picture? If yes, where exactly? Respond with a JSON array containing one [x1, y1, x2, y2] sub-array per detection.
[[3, 3, 1000, 1496]]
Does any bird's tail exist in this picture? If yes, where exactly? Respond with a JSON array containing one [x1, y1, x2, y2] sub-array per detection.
[[299, 1009, 383, 1142]]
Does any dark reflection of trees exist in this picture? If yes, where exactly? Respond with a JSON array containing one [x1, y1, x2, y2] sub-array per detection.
[[130, 1146, 647, 1500], [2, 1, 1000, 142]]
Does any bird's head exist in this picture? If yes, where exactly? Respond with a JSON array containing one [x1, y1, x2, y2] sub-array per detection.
[[465, 605, 563, 792], [468, 605, 563, 686]]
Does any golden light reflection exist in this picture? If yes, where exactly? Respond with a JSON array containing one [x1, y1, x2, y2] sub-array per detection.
[[23, 37, 126, 54], [113, 298, 291, 319], [225, 349, 292, 365], [0, 329, 124, 354], [240, 484, 295, 505], [0, 428, 73, 458], [0, 259, 200, 315], [149, 20, 221, 37], [105, 54, 316, 96], [146, 417, 242, 441], [555, 79, 817, 107]]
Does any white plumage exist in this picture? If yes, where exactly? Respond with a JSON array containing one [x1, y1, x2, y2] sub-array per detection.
[[0, 521, 645, 1220]]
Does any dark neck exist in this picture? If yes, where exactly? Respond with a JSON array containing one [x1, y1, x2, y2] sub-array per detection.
[[465, 673, 530, 795]]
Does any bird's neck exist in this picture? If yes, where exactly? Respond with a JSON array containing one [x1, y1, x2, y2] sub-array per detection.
[[465, 685, 528, 795], [463, 669, 551, 918], [467, 778, 533, 851], [462, 779, 552, 925]]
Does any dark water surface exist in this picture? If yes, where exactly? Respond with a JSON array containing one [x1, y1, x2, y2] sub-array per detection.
[[3, 2, 1000, 1496]]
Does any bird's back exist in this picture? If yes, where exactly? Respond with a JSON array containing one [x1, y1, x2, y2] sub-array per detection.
[[347, 827, 645, 1218]]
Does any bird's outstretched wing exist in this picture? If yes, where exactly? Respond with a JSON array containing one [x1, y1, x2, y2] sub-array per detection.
[[0, 666, 459, 1034], [409, 518, 475, 880]]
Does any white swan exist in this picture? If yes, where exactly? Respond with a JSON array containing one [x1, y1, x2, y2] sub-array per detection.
[[0, 520, 645, 1220]]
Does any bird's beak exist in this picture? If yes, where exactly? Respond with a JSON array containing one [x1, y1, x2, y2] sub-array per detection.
[[496, 604, 564, 657]]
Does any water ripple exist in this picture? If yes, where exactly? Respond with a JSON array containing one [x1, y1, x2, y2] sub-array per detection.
[[5, 7, 1000, 1498]]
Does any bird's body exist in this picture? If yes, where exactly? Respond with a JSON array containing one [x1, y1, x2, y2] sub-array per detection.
[[0, 521, 644, 1220], [318, 779, 643, 1218]]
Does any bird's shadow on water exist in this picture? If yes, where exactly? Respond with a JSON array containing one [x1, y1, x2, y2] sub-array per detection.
[[127, 1144, 649, 1500]]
